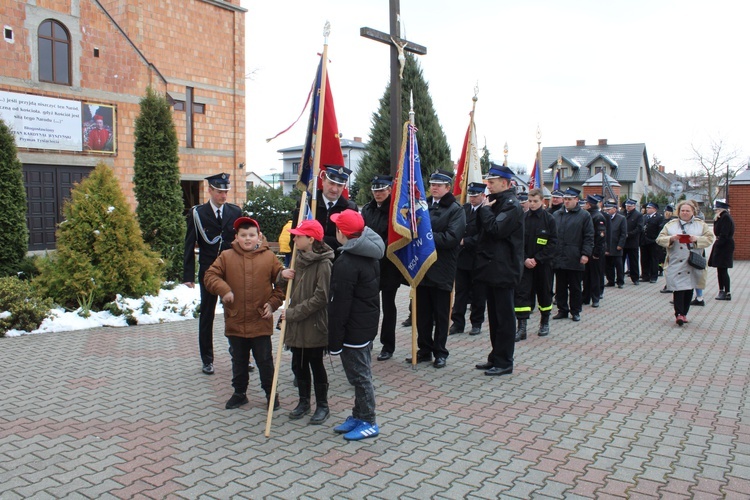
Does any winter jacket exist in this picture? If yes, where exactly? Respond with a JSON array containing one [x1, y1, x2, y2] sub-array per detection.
[[204, 238, 285, 338], [281, 244, 334, 349], [605, 213, 627, 257], [708, 211, 735, 269], [361, 195, 405, 290], [553, 205, 594, 271], [640, 212, 664, 246], [456, 203, 483, 271], [523, 207, 557, 264], [474, 189, 524, 288], [420, 192, 466, 291], [278, 220, 292, 254], [624, 209, 643, 249], [657, 217, 714, 291], [328, 227, 384, 354], [588, 208, 607, 259]]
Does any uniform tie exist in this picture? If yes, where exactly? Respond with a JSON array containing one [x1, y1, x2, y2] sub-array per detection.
[[216, 209, 222, 226], [327, 201, 334, 210]]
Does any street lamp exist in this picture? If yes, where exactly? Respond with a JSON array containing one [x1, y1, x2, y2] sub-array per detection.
[[503, 141, 508, 167], [269, 168, 278, 190]]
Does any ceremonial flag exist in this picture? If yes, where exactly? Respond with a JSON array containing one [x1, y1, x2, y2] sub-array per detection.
[[553, 169, 561, 192], [528, 157, 542, 190], [387, 122, 437, 287], [296, 56, 345, 192], [453, 113, 482, 203]]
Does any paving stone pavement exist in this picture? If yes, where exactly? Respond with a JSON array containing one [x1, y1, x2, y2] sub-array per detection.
[[1, 262, 749, 499]]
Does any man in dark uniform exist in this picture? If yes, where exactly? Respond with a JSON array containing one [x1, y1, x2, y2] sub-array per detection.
[[183, 173, 243, 375], [582, 195, 607, 308], [407, 169, 466, 369], [473, 164, 523, 376], [604, 200, 627, 288], [513, 188, 557, 341], [294, 165, 358, 255], [623, 199, 643, 285], [361, 175, 403, 361], [639, 202, 664, 283], [552, 188, 594, 322], [547, 190, 564, 214], [449, 182, 487, 336]]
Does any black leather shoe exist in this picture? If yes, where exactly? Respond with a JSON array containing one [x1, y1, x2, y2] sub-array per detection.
[[405, 353, 432, 364], [485, 366, 513, 376], [650, 279, 658, 283], [202, 363, 214, 375], [475, 361, 493, 370], [660, 286, 671, 293], [552, 312, 568, 320], [433, 357, 447, 368], [469, 326, 482, 335], [633, 281, 640, 286], [449, 324, 464, 335], [591, 301, 600, 308], [401, 316, 412, 327], [617, 284, 624, 289], [377, 350, 393, 361], [225, 392, 248, 409], [605, 282, 615, 287], [571, 314, 581, 321], [690, 298, 705, 306]]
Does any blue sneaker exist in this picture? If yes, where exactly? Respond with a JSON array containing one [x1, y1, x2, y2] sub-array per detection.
[[343, 421, 379, 441], [333, 416, 361, 434]]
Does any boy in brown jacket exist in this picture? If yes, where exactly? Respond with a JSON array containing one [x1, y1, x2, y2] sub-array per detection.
[[204, 217, 285, 410]]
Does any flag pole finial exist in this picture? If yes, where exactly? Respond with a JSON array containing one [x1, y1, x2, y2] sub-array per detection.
[[473, 82, 479, 103], [323, 21, 331, 43], [409, 90, 415, 126]]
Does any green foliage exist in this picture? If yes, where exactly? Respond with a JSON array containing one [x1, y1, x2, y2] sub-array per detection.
[[16, 255, 41, 281], [480, 144, 491, 175], [639, 192, 671, 208], [133, 87, 185, 281], [354, 54, 452, 205], [34, 163, 164, 310], [0, 119, 30, 277], [243, 186, 298, 242], [0, 276, 53, 336]]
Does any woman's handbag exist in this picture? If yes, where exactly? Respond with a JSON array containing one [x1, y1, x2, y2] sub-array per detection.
[[687, 250, 706, 270], [680, 222, 706, 269]]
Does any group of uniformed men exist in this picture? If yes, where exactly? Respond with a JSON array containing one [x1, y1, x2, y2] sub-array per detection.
[[184, 163, 673, 379]]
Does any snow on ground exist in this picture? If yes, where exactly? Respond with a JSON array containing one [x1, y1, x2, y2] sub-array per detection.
[[3, 284, 222, 337]]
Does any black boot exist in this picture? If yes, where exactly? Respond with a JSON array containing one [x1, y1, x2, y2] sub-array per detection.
[[309, 383, 330, 425], [266, 391, 280, 411], [515, 319, 527, 342], [288, 380, 311, 420], [538, 313, 550, 337], [401, 313, 412, 327]]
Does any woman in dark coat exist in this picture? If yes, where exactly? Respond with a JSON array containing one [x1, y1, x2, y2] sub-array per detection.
[[708, 200, 735, 301]]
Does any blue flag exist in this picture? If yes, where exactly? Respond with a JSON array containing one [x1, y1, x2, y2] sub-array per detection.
[[553, 170, 561, 191], [386, 122, 437, 287]]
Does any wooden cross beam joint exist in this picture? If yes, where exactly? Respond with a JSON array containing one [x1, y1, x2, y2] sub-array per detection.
[[359, 27, 427, 55]]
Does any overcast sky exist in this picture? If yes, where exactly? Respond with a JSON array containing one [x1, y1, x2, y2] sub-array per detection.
[[241, 0, 748, 178]]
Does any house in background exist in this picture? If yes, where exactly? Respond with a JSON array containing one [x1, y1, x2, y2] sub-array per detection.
[[245, 171, 271, 192], [541, 139, 651, 202], [276, 137, 366, 195]]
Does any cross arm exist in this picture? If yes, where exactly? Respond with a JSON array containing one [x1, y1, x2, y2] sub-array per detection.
[[360, 27, 427, 55]]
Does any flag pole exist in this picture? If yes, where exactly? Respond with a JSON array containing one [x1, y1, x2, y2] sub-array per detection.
[[408, 91, 419, 367], [536, 125, 544, 197], [309, 21, 332, 217], [458, 89, 478, 206]]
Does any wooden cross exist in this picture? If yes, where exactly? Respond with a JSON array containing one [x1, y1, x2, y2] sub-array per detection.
[[361, 0, 427, 177]]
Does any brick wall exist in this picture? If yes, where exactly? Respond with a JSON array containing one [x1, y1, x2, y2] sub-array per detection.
[[2, 0, 245, 208], [583, 185, 620, 201], [728, 184, 748, 260]]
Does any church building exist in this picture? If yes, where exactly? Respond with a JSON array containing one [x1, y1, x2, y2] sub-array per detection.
[[0, 0, 246, 251]]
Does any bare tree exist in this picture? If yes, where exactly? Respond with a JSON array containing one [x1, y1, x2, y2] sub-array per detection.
[[689, 138, 742, 215]]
